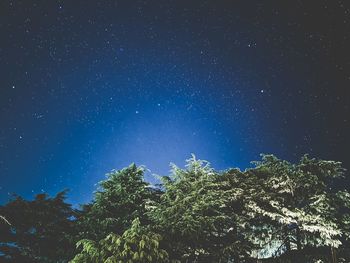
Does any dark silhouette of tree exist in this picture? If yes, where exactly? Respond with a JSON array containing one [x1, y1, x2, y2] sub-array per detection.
[[0, 191, 77, 263]]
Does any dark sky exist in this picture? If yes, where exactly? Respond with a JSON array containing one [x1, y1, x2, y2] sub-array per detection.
[[1, 1, 349, 205]]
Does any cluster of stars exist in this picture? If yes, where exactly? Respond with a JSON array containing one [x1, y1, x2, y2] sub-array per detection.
[[0, 1, 349, 204]]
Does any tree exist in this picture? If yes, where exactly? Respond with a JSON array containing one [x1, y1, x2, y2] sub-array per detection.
[[219, 167, 264, 262], [71, 217, 168, 263], [244, 154, 350, 262], [2, 154, 348, 263], [150, 155, 253, 262], [76, 164, 154, 242], [0, 191, 77, 263]]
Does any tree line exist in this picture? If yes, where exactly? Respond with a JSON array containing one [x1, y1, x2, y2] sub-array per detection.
[[0, 154, 350, 262]]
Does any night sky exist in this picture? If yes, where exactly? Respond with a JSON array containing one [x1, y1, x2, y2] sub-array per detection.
[[1, 1, 349, 205]]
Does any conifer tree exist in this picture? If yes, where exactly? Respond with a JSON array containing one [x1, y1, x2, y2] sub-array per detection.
[[71, 218, 168, 263], [150, 155, 253, 262], [0, 191, 77, 263], [77, 164, 154, 241]]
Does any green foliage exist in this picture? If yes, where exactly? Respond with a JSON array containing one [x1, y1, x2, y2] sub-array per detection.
[[150, 155, 253, 262], [77, 164, 154, 241], [71, 217, 169, 263], [1, 154, 349, 263], [245, 154, 350, 259]]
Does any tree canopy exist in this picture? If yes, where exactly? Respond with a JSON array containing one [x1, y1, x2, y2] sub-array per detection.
[[1, 154, 349, 263], [0, 191, 77, 263]]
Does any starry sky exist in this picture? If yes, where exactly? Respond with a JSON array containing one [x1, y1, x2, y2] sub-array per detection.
[[1, 1, 349, 204]]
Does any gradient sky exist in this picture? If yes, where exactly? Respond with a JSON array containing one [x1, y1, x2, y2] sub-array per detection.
[[1, 1, 349, 205]]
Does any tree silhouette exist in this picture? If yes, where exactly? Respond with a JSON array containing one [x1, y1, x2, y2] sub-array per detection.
[[0, 191, 77, 263]]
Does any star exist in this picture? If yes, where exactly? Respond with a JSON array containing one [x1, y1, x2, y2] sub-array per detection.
[[0, 0, 348, 211]]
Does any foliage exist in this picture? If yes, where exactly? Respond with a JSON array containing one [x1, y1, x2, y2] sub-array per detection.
[[1, 154, 349, 263], [71, 217, 168, 263], [76, 164, 154, 241], [150, 155, 253, 262], [0, 191, 77, 263], [245, 154, 350, 260]]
